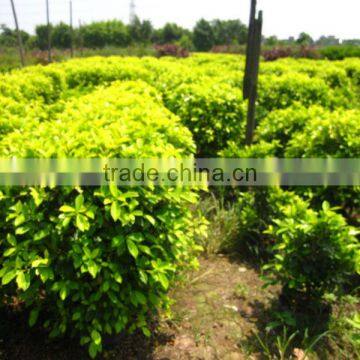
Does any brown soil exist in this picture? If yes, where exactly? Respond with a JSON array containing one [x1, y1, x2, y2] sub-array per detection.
[[152, 256, 279, 360]]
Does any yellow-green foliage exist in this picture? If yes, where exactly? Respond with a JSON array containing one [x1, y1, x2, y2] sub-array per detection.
[[164, 80, 246, 156], [0, 53, 359, 358], [1, 54, 359, 154], [0, 81, 200, 358], [0, 81, 194, 158]]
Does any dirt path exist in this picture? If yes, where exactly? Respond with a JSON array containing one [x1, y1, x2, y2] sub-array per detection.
[[152, 256, 279, 360]]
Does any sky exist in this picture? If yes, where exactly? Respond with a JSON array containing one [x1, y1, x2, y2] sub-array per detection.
[[1, 0, 359, 40]]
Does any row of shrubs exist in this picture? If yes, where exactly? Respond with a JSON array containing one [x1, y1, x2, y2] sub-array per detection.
[[222, 104, 360, 216], [209, 44, 360, 61], [1, 54, 359, 153], [0, 54, 359, 357], [262, 45, 360, 61], [219, 97, 359, 325], [189, 55, 360, 334]]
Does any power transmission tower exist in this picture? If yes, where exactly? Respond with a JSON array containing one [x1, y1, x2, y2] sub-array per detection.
[[129, 0, 136, 24], [9, 0, 25, 67], [46, 0, 52, 62]]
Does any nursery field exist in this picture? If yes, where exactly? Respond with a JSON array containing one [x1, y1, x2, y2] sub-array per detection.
[[0, 53, 359, 359]]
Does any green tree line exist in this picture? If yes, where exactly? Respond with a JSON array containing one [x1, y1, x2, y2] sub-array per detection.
[[0, 18, 247, 51], [2, 19, 359, 54]]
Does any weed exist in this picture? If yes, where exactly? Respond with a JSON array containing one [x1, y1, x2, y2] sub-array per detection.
[[195, 194, 240, 255], [233, 283, 249, 298]]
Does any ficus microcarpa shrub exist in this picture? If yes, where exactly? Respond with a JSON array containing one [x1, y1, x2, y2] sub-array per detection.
[[0, 81, 204, 358]]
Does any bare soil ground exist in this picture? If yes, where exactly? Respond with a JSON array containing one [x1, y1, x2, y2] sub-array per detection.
[[0, 255, 279, 360], [152, 256, 279, 360]]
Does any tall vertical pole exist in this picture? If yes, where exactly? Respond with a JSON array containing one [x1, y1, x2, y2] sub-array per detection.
[[9, 0, 25, 67], [243, 0, 257, 99], [46, 0, 52, 62], [243, 0, 263, 145], [245, 11, 262, 145], [70, 1, 74, 57], [78, 19, 83, 56]]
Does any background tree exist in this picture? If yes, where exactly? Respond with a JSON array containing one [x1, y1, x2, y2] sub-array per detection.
[[0, 24, 30, 47], [343, 39, 360, 46], [106, 20, 130, 46], [265, 35, 279, 46], [81, 22, 107, 48], [212, 19, 247, 45], [193, 19, 214, 51], [51, 22, 71, 49], [128, 17, 143, 43], [177, 34, 194, 50], [139, 20, 154, 44], [297, 32, 314, 46], [35, 24, 52, 50], [159, 23, 186, 44], [316, 35, 340, 46]]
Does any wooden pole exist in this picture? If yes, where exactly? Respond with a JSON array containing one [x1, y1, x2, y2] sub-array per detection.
[[9, 0, 25, 67], [46, 0, 52, 62], [79, 19, 84, 56], [243, 0, 257, 99], [70, 1, 74, 57], [244, 0, 263, 145], [245, 11, 262, 145]]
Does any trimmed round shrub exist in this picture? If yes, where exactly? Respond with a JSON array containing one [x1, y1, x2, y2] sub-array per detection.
[[60, 57, 152, 89], [164, 80, 247, 157], [258, 73, 332, 113], [0, 67, 65, 104], [0, 81, 201, 358], [254, 104, 328, 153], [234, 188, 308, 260], [285, 108, 360, 219], [264, 201, 359, 305], [0, 97, 46, 136], [285, 109, 360, 158]]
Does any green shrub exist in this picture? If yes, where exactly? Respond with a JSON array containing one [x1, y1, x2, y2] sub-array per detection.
[[264, 202, 360, 305], [254, 105, 360, 157], [61, 57, 152, 89], [235, 188, 307, 260], [285, 109, 360, 158], [320, 45, 360, 60], [258, 73, 332, 113], [255, 105, 328, 154], [220, 139, 280, 158], [285, 107, 359, 222], [222, 105, 360, 220], [0, 97, 46, 136], [164, 80, 247, 156], [281, 106, 360, 220], [0, 67, 65, 104], [0, 65, 68, 138], [344, 60, 360, 89], [0, 81, 201, 358]]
